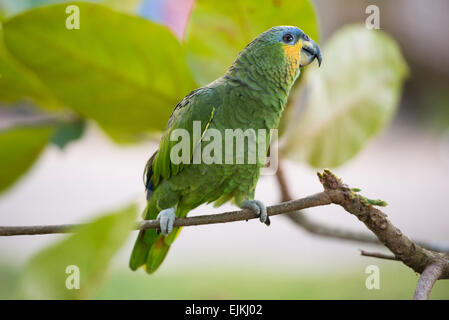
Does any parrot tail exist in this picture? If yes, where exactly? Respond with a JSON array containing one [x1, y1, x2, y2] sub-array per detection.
[[129, 201, 181, 273]]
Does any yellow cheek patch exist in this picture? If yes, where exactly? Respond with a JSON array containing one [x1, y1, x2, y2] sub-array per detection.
[[282, 39, 302, 70]]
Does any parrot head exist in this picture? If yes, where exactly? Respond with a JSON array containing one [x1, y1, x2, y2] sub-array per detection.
[[229, 26, 321, 88], [272, 26, 322, 68]]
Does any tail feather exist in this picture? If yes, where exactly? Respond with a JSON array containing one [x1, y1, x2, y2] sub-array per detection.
[[129, 202, 155, 271], [129, 201, 182, 273], [145, 237, 171, 273], [129, 230, 151, 271]]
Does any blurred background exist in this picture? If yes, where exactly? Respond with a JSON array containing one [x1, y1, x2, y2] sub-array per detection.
[[0, 0, 448, 299]]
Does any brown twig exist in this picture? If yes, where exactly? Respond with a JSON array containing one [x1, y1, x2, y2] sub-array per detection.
[[277, 161, 381, 242], [316, 169, 449, 280], [413, 262, 446, 300], [0, 191, 332, 236], [360, 250, 399, 261], [275, 162, 449, 254], [0, 106, 79, 133]]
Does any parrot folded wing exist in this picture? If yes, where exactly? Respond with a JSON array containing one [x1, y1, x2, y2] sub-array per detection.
[[145, 87, 218, 193]]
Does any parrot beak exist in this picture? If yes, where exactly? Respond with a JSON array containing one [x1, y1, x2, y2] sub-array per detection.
[[300, 39, 322, 67]]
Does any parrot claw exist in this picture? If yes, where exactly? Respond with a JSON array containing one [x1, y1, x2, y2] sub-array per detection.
[[242, 200, 270, 226], [157, 208, 176, 236]]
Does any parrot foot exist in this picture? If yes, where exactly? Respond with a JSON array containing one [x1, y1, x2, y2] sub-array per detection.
[[242, 200, 270, 226], [157, 208, 176, 236]]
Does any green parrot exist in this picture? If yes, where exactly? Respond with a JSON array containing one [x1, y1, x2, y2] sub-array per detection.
[[130, 26, 322, 273]]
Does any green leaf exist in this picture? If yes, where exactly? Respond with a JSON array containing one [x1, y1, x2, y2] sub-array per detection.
[[0, 26, 59, 107], [3, 2, 196, 140], [103, 0, 142, 13], [19, 204, 137, 299], [0, 0, 142, 17], [50, 120, 85, 149], [185, 0, 319, 86], [0, 126, 53, 193], [280, 26, 408, 167]]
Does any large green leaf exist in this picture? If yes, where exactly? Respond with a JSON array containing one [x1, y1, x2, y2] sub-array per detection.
[[185, 0, 319, 85], [0, 27, 59, 107], [19, 205, 137, 299], [0, 126, 53, 192], [0, 0, 142, 18], [280, 26, 408, 167], [3, 2, 196, 140]]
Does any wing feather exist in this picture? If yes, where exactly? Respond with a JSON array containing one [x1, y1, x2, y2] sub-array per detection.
[[144, 87, 218, 196]]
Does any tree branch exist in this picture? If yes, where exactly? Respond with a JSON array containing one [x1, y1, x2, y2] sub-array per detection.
[[276, 161, 381, 243], [360, 250, 399, 261], [0, 106, 79, 132], [413, 262, 445, 300], [282, 166, 449, 298], [0, 191, 332, 236], [275, 162, 449, 254], [1, 169, 448, 298], [317, 170, 449, 281]]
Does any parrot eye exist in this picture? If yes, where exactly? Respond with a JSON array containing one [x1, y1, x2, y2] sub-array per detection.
[[282, 33, 294, 43]]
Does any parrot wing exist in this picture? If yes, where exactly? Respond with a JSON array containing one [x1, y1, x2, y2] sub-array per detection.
[[145, 87, 218, 196]]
